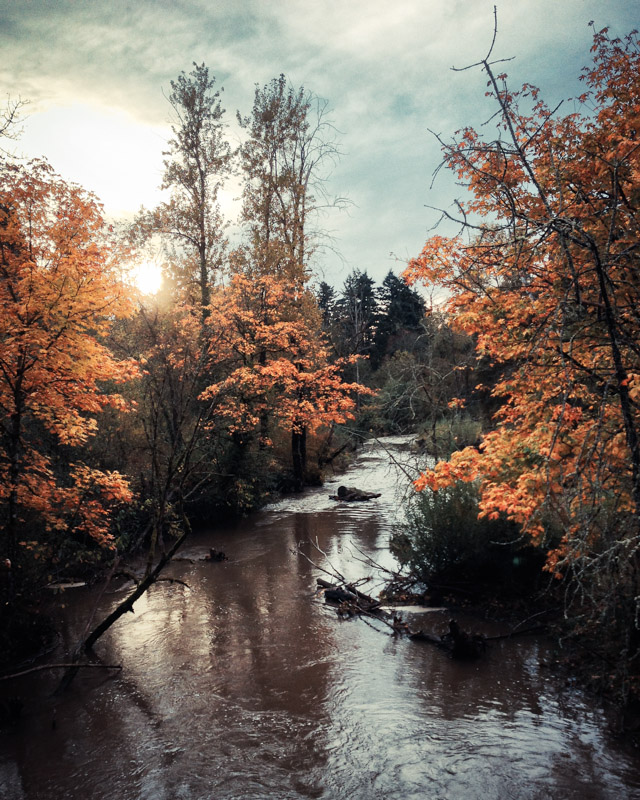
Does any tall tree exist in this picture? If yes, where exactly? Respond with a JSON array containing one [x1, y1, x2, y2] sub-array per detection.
[[333, 269, 379, 391], [237, 73, 342, 281], [405, 25, 640, 683], [0, 159, 137, 573], [141, 63, 231, 314], [371, 270, 426, 368], [315, 280, 336, 331], [234, 75, 346, 483]]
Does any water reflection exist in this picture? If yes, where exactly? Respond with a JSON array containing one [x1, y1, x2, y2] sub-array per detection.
[[1, 437, 639, 799]]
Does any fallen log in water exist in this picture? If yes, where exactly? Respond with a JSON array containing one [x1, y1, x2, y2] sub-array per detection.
[[307, 547, 539, 656], [317, 578, 379, 607], [202, 548, 228, 562], [318, 578, 488, 650], [409, 630, 442, 645], [328, 485, 382, 502], [318, 576, 480, 652], [56, 530, 189, 693], [317, 578, 411, 634]]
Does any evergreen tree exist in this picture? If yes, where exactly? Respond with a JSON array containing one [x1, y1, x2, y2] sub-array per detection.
[[371, 270, 426, 368], [315, 281, 336, 331], [335, 269, 379, 359]]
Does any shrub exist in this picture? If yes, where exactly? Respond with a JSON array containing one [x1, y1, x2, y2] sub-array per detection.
[[414, 415, 482, 458], [391, 480, 545, 594]]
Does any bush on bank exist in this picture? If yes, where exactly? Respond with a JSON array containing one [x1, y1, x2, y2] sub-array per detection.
[[391, 479, 547, 598]]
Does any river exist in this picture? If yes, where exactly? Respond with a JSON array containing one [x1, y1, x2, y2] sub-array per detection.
[[1, 436, 639, 799]]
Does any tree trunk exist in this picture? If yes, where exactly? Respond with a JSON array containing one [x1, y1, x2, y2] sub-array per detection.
[[291, 426, 307, 492]]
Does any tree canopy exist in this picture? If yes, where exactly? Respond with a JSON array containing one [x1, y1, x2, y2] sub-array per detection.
[[404, 27, 640, 670], [0, 159, 137, 566]]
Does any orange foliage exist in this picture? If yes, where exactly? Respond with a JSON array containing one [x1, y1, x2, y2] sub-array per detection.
[[0, 159, 137, 551], [202, 272, 363, 438], [405, 29, 640, 574]]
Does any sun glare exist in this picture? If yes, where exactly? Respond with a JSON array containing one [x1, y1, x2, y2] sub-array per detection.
[[131, 260, 163, 296]]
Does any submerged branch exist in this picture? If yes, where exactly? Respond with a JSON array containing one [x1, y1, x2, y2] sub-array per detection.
[[0, 663, 122, 681]]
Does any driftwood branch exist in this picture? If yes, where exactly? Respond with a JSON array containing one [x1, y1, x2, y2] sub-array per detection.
[[316, 578, 408, 635], [317, 577, 379, 607], [299, 542, 409, 636], [56, 531, 188, 693], [84, 531, 187, 652], [296, 539, 355, 588]]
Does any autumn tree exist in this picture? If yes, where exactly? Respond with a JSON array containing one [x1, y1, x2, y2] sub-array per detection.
[[202, 272, 362, 491], [119, 64, 238, 536], [140, 63, 231, 315], [0, 158, 137, 584], [405, 24, 640, 692], [233, 76, 349, 483]]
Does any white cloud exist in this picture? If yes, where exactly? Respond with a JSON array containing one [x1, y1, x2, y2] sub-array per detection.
[[1, 0, 638, 285], [18, 103, 170, 216]]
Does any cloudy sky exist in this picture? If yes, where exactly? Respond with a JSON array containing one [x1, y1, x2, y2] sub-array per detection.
[[1, 0, 637, 287]]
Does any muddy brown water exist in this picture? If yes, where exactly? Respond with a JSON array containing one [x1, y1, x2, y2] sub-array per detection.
[[1, 436, 639, 799]]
